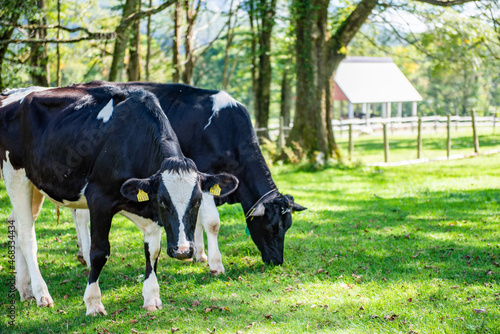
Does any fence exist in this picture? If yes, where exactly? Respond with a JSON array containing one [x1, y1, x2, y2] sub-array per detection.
[[254, 114, 499, 165]]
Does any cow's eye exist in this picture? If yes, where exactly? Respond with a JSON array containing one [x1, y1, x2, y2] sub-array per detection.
[[159, 200, 168, 209]]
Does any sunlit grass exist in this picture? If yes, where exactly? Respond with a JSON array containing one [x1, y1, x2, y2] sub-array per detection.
[[1, 153, 500, 333]]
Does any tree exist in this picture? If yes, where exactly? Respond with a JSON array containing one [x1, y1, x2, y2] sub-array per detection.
[[246, 0, 277, 139], [289, 0, 484, 163]]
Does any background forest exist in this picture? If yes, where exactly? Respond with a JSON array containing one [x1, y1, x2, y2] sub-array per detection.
[[1, 0, 499, 160]]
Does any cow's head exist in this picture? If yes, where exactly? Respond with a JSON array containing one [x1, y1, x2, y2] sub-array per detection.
[[246, 193, 306, 265], [121, 157, 238, 260]]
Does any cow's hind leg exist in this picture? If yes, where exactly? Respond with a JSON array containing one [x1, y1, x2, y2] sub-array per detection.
[[199, 193, 224, 275], [71, 209, 91, 267], [3, 160, 53, 307]]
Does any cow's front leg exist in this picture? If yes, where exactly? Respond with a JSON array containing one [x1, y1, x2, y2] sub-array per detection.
[[199, 193, 224, 275], [142, 224, 162, 311], [71, 209, 91, 267], [194, 215, 207, 263], [3, 161, 53, 307], [83, 205, 112, 316]]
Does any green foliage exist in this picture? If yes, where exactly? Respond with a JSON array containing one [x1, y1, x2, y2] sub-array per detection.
[[2, 153, 500, 332]]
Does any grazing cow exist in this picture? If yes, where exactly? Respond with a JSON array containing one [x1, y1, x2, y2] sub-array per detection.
[[0, 86, 238, 314], [6, 81, 306, 274]]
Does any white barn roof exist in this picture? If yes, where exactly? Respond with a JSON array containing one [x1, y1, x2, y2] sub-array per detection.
[[333, 57, 422, 104]]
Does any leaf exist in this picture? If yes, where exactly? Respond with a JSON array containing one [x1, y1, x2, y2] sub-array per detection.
[[63, 294, 69, 299], [130, 320, 138, 324], [204, 307, 213, 313], [359, 305, 365, 310], [473, 308, 487, 314], [171, 327, 179, 333], [131, 330, 138, 334], [60, 279, 69, 285], [264, 314, 272, 319]]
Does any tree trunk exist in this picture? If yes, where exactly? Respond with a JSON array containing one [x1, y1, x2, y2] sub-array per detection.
[[127, 0, 141, 81], [0, 9, 21, 90], [109, 0, 137, 82], [29, 0, 50, 86], [289, 0, 378, 161], [182, 0, 201, 85], [252, 0, 277, 139], [280, 68, 292, 127], [145, 0, 153, 81], [172, 0, 182, 83]]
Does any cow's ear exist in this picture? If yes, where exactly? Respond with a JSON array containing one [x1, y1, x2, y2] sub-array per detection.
[[292, 202, 307, 212], [200, 172, 239, 197], [121, 177, 157, 203]]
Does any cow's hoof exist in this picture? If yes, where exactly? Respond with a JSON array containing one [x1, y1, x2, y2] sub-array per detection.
[[195, 253, 208, 263], [86, 304, 107, 316], [18, 287, 34, 301], [209, 261, 225, 275], [38, 295, 54, 308], [77, 254, 87, 266], [144, 304, 161, 312]]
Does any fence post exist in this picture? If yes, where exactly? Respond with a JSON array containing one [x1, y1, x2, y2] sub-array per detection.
[[471, 110, 479, 154], [383, 122, 389, 163], [278, 116, 285, 151], [348, 124, 353, 161], [417, 117, 422, 159], [493, 114, 496, 135], [447, 114, 451, 159]]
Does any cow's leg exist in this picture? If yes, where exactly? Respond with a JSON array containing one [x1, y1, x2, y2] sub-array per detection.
[[9, 212, 32, 301], [194, 215, 207, 263], [142, 224, 162, 311], [83, 205, 112, 316], [71, 209, 91, 267], [9, 185, 45, 300], [124, 213, 163, 311], [2, 161, 53, 307], [199, 193, 224, 274]]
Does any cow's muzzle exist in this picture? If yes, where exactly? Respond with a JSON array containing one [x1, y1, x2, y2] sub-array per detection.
[[168, 244, 195, 260]]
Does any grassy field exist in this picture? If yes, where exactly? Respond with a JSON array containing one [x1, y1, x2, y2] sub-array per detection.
[[1, 153, 500, 333], [336, 127, 500, 164]]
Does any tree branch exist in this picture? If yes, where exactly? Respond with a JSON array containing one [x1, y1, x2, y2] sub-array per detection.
[[115, 0, 176, 34], [415, 0, 478, 7], [0, 34, 116, 45]]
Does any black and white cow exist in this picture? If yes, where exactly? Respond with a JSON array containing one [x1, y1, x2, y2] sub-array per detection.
[[77, 81, 307, 269], [0, 86, 237, 314]]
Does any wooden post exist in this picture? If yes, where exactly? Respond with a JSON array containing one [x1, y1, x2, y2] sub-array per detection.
[[471, 110, 479, 154], [383, 123, 389, 163], [417, 117, 422, 159], [278, 116, 285, 151], [348, 124, 353, 161], [447, 114, 451, 159]]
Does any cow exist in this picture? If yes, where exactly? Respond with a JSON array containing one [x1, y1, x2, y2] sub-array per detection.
[[0, 85, 238, 315], [5, 81, 306, 275]]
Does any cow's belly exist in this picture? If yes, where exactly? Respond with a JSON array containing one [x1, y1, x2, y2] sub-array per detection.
[[39, 184, 88, 209]]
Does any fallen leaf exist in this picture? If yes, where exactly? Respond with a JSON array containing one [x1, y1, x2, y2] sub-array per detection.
[[359, 305, 365, 310], [407, 298, 413, 303], [317, 269, 325, 274], [455, 317, 464, 321], [204, 307, 213, 313], [473, 308, 487, 314], [131, 330, 138, 334], [129, 320, 138, 324], [60, 279, 69, 285], [63, 294, 70, 299], [450, 286, 459, 289], [57, 309, 66, 314], [191, 300, 200, 307], [264, 314, 272, 319], [171, 327, 179, 333]]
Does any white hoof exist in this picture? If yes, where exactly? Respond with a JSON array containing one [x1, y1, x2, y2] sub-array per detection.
[[209, 261, 225, 275]]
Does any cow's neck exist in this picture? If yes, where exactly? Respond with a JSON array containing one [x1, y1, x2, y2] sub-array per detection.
[[237, 174, 278, 215]]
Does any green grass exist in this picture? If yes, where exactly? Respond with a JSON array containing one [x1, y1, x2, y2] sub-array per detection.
[[337, 128, 500, 163], [1, 154, 500, 333]]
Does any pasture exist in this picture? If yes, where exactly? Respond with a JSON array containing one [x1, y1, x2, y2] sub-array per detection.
[[1, 154, 500, 333]]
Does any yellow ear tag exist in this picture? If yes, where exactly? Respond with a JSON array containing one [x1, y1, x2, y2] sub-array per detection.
[[137, 189, 149, 202], [209, 183, 222, 196]]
